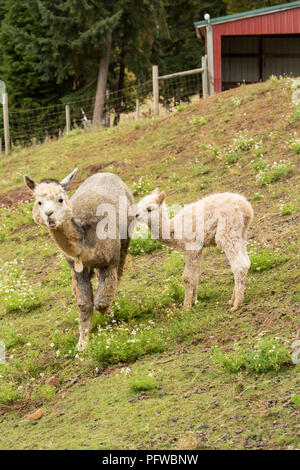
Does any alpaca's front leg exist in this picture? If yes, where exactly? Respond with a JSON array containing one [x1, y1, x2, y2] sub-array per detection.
[[182, 252, 202, 309], [72, 267, 94, 350], [94, 266, 118, 313]]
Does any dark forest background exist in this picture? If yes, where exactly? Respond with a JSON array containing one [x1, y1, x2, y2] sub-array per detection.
[[0, 0, 294, 121]]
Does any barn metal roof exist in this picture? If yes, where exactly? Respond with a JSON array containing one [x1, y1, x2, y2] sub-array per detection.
[[194, 0, 300, 28]]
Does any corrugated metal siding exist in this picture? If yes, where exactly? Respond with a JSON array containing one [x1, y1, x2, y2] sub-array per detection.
[[221, 35, 300, 87], [222, 36, 260, 84], [263, 36, 300, 79], [213, 6, 300, 92]]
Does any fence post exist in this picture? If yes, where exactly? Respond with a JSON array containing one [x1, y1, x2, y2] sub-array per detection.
[[206, 24, 214, 96], [65, 104, 71, 134], [105, 89, 110, 127], [2, 93, 10, 155], [135, 99, 140, 121], [201, 55, 209, 99], [152, 65, 159, 116]]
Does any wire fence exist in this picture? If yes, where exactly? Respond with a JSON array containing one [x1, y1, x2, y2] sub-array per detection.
[[160, 72, 203, 112], [1, 65, 207, 149]]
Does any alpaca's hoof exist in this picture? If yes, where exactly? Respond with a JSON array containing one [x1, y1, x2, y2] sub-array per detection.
[[229, 305, 240, 313]]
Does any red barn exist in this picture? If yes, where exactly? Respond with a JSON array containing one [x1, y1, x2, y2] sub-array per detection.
[[194, 1, 300, 94]]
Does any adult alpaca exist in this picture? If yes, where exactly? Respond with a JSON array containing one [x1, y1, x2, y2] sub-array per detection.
[[25, 170, 135, 349], [136, 189, 253, 312]]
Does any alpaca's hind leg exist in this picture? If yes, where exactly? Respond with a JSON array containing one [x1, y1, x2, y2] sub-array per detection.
[[182, 251, 202, 309], [73, 267, 94, 350], [222, 242, 250, 312], [94, 266, 118, 312], [118, 238, 130, 281], [228, 287, 236, 306], [230, 258, 250, 312]]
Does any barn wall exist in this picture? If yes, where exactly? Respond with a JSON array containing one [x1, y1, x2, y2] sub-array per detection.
[[222, 36, 260, 87], [263, 36, 300, 79], [221, 35, 300, 89], [213, 7, 300, 92]]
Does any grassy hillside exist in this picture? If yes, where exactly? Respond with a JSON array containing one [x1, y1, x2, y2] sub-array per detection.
[[0, 77, 299, 450]]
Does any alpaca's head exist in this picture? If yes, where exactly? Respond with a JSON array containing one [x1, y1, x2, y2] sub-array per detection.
[[136, 188, 166, 225], [24, 169, 78, 229]]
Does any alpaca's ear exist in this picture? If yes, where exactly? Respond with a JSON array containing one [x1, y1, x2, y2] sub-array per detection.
[[60, 168, 78, 190], [24, 175, 36, 191], [152, 187, 160, 194], [157, 191, 166, 205]]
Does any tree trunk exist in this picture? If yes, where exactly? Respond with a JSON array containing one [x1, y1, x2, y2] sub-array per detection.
[[92, 33, 112, 127]]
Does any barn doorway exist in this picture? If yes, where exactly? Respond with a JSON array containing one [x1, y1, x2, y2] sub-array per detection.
[[221, 34, 300, 90]]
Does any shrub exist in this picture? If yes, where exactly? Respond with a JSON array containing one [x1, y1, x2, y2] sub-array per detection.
[[280, 202, 297, 216], [85, 324, 165, 366], [250, 249, 276, 272], [133, 177, 152, 196], [129, 376, 158, 392], [289, 105, 300, 123], [0, 384, 20, 404], [213, 338, 291, 374], [0, 260, 40, 313], [291, 395, 300, 407], [225, 151, 240, 165], [253, 193, 263, 201], [232, 134, 259, 152], [287, 137, 300, 154], [189, 116, 207, 126], [176, 103, 188, 112], [256, 161, 291, 185], [192, 164, 210, 176], [130, 237, 162, 256], [32, 384, 55, 402], [252, 159, 267, 172]]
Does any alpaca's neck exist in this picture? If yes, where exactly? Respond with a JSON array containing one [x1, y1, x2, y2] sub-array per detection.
[[148, 204, 176, 246], [49, 219, 83, 258]]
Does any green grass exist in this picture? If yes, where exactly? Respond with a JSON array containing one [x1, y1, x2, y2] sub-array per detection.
[[129, 237, 162, 256], [0, 78, 299, 449], [129, 375, 158, 393], [213, 338, 291, 374], [256, 161, 292, 185]]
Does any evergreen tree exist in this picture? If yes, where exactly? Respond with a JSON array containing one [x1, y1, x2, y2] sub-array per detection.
[[109, 0, 168, 124], [0, 1, 61, 109], [224, 0, 295, 14]]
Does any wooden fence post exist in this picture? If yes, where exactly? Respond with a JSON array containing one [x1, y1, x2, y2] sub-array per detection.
[[2, 93, 10, 155], [135, 99, 140, 121], [206, 24, 215, 96], [201, 55, 209, 99], [105, 89, 110, 127], [65, 104, 71, 134], [152, 65, 159, 116]]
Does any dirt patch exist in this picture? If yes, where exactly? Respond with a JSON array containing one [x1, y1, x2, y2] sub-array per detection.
[[0, 187, 33, 208], [84, 160, 123, 175]]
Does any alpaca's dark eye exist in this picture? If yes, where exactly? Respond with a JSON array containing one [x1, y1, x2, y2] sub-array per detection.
[[38, 201, 42, 206], [147, 207, 152, 212], [58, 198, 64, 203]]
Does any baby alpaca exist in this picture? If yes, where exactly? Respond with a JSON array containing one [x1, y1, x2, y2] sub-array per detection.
[[136, 190, 253, 312]]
